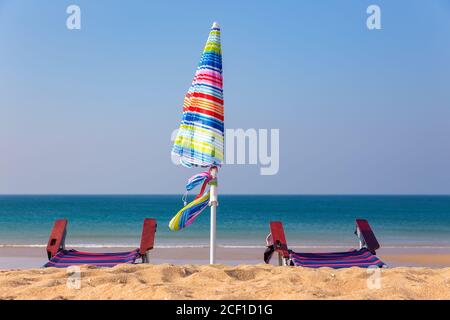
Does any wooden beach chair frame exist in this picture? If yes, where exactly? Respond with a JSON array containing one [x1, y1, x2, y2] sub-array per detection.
[[265, 219, 383, 267], [46, 218, 157, 266]]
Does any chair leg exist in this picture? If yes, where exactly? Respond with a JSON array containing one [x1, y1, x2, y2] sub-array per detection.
[[142, 252, 150, 264]]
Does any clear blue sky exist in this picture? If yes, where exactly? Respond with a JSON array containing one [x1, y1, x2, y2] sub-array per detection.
[[1, 0, 449, 194]]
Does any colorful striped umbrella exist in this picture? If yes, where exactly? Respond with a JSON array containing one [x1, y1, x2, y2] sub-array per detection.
[[170, 22, 223, 264], [172, 22, 224, 167]]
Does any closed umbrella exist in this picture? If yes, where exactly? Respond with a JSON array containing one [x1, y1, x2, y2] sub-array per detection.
[[170, 22, 224, 264]]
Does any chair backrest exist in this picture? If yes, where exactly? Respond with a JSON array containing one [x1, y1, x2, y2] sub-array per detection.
[[46, 219, 68, 259], [355, 219, 380, 254], [139, 218, 157, 255], [269, 221, 290, 259]]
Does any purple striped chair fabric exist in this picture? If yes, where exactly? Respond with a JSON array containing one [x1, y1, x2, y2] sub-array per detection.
[[44, 249, 141, 268], [289, 248, 385, 268]]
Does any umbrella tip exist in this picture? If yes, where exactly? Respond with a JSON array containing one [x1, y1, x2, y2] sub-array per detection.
[[212, 21, 220, 29]]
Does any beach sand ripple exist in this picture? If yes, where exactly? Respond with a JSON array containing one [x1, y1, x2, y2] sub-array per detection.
[[0, 264, 449, 300]]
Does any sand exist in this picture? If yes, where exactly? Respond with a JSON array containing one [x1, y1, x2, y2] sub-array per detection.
[[0, 264, 449, 300], [0, 246, 449, 299]]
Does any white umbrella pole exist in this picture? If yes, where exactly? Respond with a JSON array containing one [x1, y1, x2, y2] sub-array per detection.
[[209, 166, 218, 264]]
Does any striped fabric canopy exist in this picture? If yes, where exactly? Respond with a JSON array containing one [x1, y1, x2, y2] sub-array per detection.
[[172, 22, 224, 167], [44, 249, 141, 268], [289, 248, 385, 269]]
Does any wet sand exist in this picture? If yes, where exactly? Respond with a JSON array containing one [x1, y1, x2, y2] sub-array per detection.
[[1, 246, 450, 269]]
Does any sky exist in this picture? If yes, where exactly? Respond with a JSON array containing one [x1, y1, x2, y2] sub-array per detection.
[[0, 0, 449, 194]]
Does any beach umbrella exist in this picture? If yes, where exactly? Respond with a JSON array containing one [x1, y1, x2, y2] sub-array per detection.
[[170, 22, 224, 264]]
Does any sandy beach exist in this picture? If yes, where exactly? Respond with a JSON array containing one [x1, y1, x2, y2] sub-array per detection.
[[0, 246, 449, 299], [0, 263, 449, 300]]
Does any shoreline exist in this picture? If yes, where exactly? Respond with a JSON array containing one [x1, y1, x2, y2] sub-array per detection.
[[3, 243, 450, 249], [1, 246, 450, 269]]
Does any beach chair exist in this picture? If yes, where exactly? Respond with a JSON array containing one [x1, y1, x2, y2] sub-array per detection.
[[44, 218, 157, 268], [264, 219, 385, 268]]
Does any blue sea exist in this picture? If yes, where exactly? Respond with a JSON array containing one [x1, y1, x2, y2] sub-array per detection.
[[0, 195, 449, 248]]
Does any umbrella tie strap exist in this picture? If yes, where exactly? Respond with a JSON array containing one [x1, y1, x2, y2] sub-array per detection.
[[169, 170, 213, 231]]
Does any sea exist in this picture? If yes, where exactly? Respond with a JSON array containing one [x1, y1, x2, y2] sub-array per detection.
[[0, 195, 449, 249]]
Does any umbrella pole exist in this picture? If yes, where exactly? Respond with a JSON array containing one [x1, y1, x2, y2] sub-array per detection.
[[209, 166, 218, 264]]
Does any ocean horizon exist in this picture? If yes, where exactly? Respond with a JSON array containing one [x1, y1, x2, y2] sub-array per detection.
[[1, 195, 449, 248]]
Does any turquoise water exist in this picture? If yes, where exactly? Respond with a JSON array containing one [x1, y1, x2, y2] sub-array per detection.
[[0, 195, 449, 248]]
